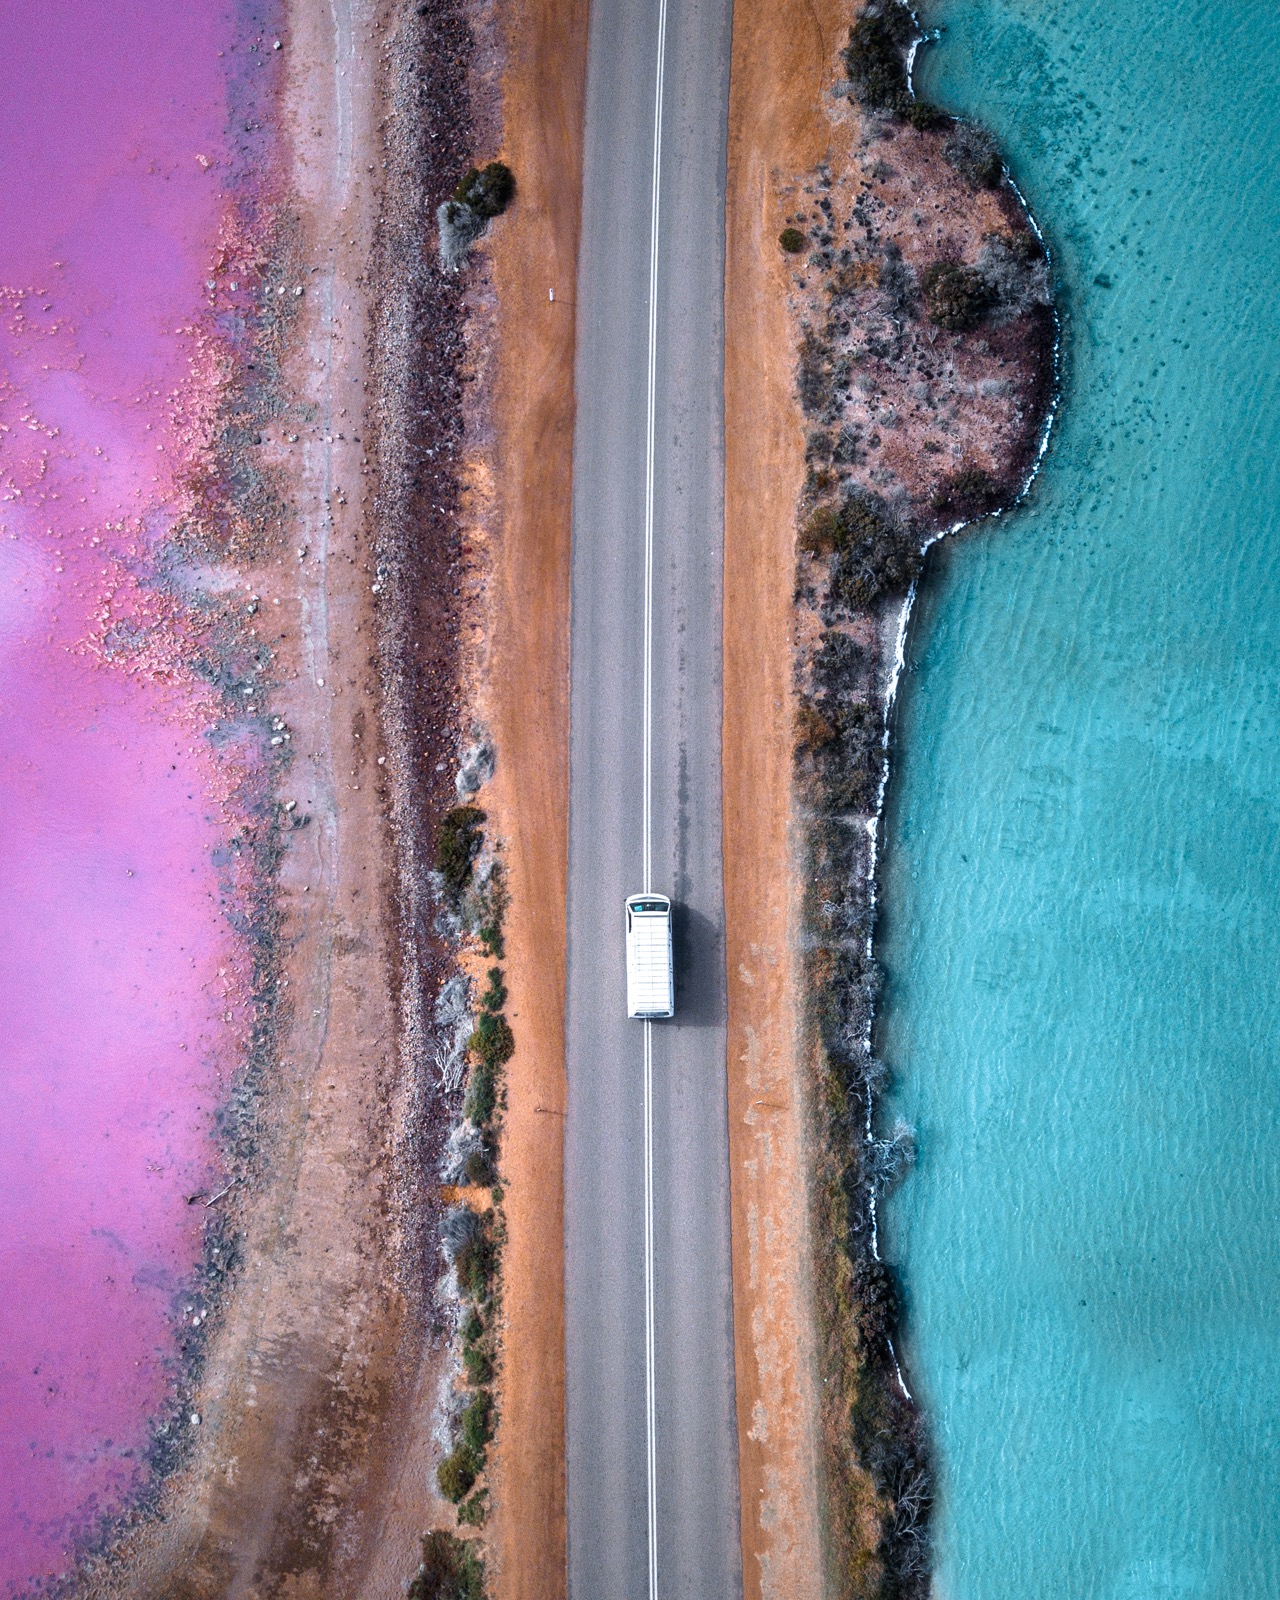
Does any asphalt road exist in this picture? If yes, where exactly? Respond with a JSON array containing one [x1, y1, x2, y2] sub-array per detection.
[[564, 0, 741, 1596]]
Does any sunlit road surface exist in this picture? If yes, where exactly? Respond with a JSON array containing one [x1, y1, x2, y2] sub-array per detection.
[[563, 0, 741, 1595]]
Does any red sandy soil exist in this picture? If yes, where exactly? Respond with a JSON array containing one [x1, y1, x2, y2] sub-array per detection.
[[724, 7, 848, 1597], [466, 3, 588, 1599]]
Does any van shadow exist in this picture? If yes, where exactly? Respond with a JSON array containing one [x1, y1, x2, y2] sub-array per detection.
[[670, 903, 726, 1029]]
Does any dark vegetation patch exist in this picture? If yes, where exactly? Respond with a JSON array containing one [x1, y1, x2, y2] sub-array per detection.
[[843, 0, 916, 113], [437, 806, 486, 898], [942, 121, 1004, 189], [919, 260, 995, 332], [452, 161, 515, 219], [407, 1531, 485, 1600], [828, 492, 922, 611], [930, 463, 1000, 518]]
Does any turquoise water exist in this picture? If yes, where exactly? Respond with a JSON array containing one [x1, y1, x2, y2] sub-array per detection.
[[880, 2, 1280, 1595]]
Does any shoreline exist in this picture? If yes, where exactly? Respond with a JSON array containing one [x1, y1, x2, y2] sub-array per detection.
[[780, 2, 1060, 1593], [58, 0, 493, 1591]]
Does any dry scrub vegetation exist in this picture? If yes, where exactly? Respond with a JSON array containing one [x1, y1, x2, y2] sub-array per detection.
[[785, 4, 1056, 1596]]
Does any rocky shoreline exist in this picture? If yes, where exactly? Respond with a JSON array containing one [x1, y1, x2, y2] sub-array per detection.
[[785, 4, 1057, 1594]]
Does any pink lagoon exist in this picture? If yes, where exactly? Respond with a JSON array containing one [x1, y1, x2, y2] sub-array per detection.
[[0, 1, 276, 1587]]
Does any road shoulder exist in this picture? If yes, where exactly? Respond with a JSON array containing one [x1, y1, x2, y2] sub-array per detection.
[[479, 3, 589, 1598], [723, 1, 848, 1596]]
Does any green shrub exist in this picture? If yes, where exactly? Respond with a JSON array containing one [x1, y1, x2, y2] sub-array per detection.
[[463, 1344, 494, 1386], [407, 1531, 485, 1600], [479, 967, 507, 1014], [920, 260, 994, 331], [469, 1010, 515, 1070], [465, 1061, 496, 1128], [456, 1229, 497, 1303], [464, 1148, 494, 1187], [844, 0, 914, 110], [461, 1390, 494, 1455], [437, 806, 486, 897], [457, 1490, 488, 1528], [452, 161, 515, 220], [779, 226, 806, 254], [437, 1442, 482, 1503], [903, 98, 945, 131]]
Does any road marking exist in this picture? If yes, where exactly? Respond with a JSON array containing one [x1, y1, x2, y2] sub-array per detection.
[[643, 1016, 657, 1600], [642, 0, 669, 1595]]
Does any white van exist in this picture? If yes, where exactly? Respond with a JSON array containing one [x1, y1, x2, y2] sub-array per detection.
[[625, 894, 674, 1018]]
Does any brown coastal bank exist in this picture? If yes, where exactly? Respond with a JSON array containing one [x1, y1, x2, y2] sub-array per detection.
[[724, 1, 1053, 1598]]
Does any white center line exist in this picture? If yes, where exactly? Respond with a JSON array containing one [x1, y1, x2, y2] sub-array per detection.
[[642, 0, 669, 1596], [643, 1015, 657, 1600]]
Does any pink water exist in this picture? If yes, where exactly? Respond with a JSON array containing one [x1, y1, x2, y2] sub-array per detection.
[[0, 1, 270, 1587]]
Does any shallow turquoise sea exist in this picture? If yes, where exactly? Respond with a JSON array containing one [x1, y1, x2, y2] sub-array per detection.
[[880, 2, 1280, 1594]]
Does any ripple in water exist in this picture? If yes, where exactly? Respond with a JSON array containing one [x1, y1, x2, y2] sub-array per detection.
[[881, 1, 1280, 1595]]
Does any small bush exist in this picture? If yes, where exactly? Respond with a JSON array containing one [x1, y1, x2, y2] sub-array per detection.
[[877, 243, 918, 317], [813, 629, 868, 698], [903, 98, 945, 131], [456, 1228, 497, 1303], [465, 1061, 496, 1127], [830, 256, 880, 296], [461, 1390, 494, 1455], [844, 0, 914, 110], [853, 1255, 900, 1352], [796, 701, 837, 752], [931, 463, 1000, 516], [825, 701, 885, 812], [453, 161, 515, 220], [437, 806, 486, 897], [920, 260, 994, 331], [779, 226, 806, 254], [442, 1204, 480, 1262], [463, 1343, 494, 1386], [464, 1148, 495, 1187], [829, 492, 921, 609], [407, 1531, 485, 1600], [469, 1010, 515, 1071], [457, 1491, 488, 1528], [977, 229, 1051, 315], [437, 201, 486, 271], [479, 968, 507, 1014], [942, 121, 1003, 188], [437, 1442, 482, 1504], [832, 424, 861, 466], [798, 504, 843, 559], [797, 327, 834, 418]]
